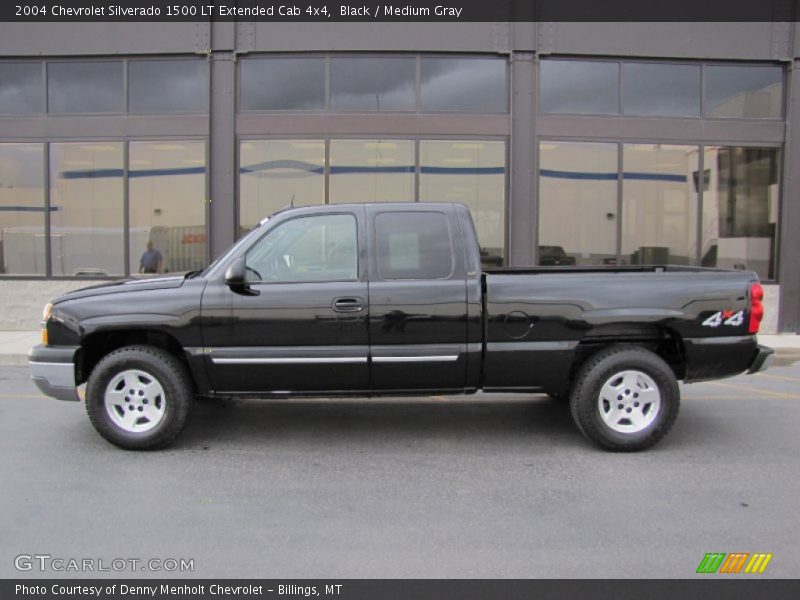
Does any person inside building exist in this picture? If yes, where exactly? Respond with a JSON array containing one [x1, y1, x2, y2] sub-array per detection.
[[139, 241, 163, 275]]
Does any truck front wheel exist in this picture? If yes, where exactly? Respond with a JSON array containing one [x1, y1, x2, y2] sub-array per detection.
[[85, 345, 194, 450], [569, 345, 679, 451]]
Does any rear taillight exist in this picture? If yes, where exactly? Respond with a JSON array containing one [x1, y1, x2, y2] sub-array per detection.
[[748, 282, 764, 334]]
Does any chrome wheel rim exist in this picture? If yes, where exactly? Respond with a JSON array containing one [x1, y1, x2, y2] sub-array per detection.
[[598, 369, 661, 434], [104, 369, 166, 433]]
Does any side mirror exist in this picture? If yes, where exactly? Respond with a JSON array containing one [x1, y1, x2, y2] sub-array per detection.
[[224, 257, 258, 295], [224, 257, 246, 287]]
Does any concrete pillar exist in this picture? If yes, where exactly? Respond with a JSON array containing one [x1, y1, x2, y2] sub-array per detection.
[[509, 52, 536, 267], [779, 59, 800, 332], [208, 22, 237, 259]]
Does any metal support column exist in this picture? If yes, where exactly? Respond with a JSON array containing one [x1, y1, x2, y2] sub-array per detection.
[[779, 58, 800, 332], [208, 21, 237, 259], [509, 52, 537, 267]]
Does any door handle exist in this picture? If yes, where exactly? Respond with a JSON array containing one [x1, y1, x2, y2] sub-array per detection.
[[333, 297, 364, 313]]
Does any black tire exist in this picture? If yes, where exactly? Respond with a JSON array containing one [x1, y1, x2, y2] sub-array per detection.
[[569, 345, 679, 451], [85, 345, 194, 450]]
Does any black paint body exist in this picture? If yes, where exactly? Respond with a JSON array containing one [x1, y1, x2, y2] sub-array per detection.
[[42, 203, 766, 398]]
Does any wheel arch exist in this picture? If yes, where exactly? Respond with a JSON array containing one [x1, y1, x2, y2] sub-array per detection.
[[77, 329, 193, 388], [568, 323, 687, 388]]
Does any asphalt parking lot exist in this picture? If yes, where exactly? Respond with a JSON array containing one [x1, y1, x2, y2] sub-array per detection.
[[1, 362, 798, 579]]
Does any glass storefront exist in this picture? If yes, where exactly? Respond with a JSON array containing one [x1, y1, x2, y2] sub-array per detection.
[[538, 141, 618, 265], [701, 147, 780, 279], [0, 62, 43, 115], [128, 141, 207, 275], [419, 140, 505, 265], [239, 140, 325, 232], [622, 144, 699, 265], [329, 140, 415, 204], [539, 141, 780, 277], [239, 138, 507, 265], [0, 143, 45, 275], [49, 142, 125, 276], [331, 57, 416, 110]]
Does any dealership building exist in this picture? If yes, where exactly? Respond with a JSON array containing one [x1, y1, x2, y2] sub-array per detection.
[[0, 19, 798, 332]]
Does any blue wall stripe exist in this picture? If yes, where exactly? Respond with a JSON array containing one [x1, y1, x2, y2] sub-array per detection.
[[57, 164, 684, 182], [0, 206, 59, 212], [541, 169, 687, 183]]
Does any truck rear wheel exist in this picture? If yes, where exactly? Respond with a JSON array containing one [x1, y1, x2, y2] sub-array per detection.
[[569, 345, 679, 451], [85, 345, 194, 450]]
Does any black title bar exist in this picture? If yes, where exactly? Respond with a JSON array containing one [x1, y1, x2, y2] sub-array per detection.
[[4, 579, 800, 600], [1, 0, 798, 22]]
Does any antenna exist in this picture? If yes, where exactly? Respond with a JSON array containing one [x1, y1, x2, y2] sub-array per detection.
[[290, 194, 295, 207]]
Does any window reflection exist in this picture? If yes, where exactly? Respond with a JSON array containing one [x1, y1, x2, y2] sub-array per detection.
[[622, 144, 699, 265], [239, 140, 325, 232], [705, 66, 783, 119], [47, 61, 123, 114], [331, 57, 416, 110], [623, 63, 700, 116], [702, 147, 780, 279], [329, 140, 414, 203], [0, 144, 45, 275], [419, 140, 505, 266], [0, 63, 43, 115], [420, 58, 508, 113], [49, 143, 124, 276], [538, 141, 618, 265], [128, 60, 207, 113], [540, 60, 619, 114], [129, 141, 206, 275], [240, 58, 325, 110]]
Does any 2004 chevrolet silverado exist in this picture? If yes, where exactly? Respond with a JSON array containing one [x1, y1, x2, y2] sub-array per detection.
[[28, 203, 774, 451]]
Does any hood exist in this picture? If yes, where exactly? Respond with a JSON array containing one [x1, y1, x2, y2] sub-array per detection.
[[54, 275, 187, 303]]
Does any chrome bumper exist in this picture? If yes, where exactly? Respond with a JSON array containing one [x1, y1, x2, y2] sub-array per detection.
[[747, 345, 775, 374], [28, 344, 80, 402]]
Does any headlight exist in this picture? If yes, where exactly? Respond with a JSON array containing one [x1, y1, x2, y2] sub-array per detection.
[[41, 303, 53, 345]]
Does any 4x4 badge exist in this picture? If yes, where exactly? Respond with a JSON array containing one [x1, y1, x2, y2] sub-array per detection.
[[702, 310, 745, 327]]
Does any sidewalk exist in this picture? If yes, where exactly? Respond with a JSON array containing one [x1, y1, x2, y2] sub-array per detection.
[[3, 331, 799, 368]]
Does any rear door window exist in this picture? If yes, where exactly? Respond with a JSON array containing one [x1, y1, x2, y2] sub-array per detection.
[[375, 212, 453, 280]]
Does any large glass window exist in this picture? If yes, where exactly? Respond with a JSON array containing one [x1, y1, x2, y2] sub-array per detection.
[[705, 65, 783, 119], [47, 61, 124, 114], [49, 143, 124, 276], [540, 60, 619, 114], [128, 141, 206, 275], [0, 144, 45, 275], [128, 60, 207, 113], [375, 212, 452, 280], [538, 142, 618, 265], [239, 140, 325, 233], [330, 57, 416, 110], [240, 58, 325, 111], [622, 63, 700, 116], [622, 144, 699, 265], [701, 147, 780, 279], [245, 214, 357, 283], [329, 140, 414, 204], [0, 62, 43, 115], [420, 57, 508, 113], [420, 140, 505, 266]]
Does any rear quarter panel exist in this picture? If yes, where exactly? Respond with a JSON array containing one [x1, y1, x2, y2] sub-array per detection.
[[483, 270, 759, 390]]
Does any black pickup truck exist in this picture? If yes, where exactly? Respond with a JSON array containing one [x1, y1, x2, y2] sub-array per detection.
[[29, 203, 773, 451]]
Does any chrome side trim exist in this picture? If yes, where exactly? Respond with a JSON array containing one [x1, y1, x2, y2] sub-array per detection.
[[212, 357, 368, 365], [372, 355, 459, 363]]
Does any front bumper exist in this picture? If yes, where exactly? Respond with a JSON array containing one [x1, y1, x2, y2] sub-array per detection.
[[28, 344, 80, 402], [747, 344, 775, 374]]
